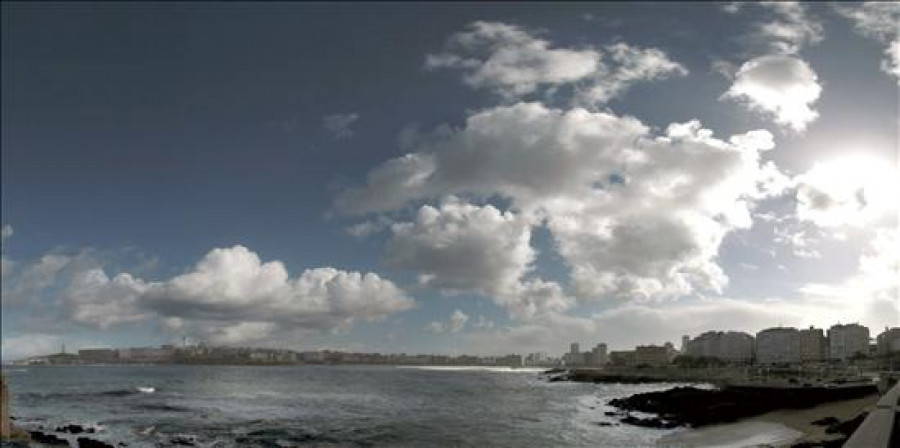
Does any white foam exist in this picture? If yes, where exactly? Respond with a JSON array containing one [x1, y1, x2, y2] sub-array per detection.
[[136, 386, 155, 393], [658, 421, 803, 447]]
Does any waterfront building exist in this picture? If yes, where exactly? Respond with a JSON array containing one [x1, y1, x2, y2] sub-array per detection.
[[77, 348, 118, 363], [635, 345, 669, 366], [609, 350, 636, 367], [799, 326, 827, 363], [876, 327, 900, 355], [684, 331, 753, 364], [756, 327, 801, 365], [828, 323, 870, 362], [590, 343, 608, 366], [681, 335, 690, 353]]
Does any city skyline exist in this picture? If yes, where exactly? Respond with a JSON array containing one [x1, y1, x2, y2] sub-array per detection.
[[2, 3, 899, 361]]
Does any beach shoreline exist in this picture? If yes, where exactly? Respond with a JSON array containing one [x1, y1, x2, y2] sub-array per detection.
[[657, 393, 878, 447]]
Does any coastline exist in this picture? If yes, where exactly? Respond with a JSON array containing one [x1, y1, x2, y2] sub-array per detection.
[[657, 393, 877, 447]]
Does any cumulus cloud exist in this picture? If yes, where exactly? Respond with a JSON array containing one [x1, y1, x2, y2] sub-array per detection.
[[835, 2, 900, 82], [322, 113, 360, 139], [386, 199, 534, 295], [2, 245, 415, 344], [425, 21, 601, 98], [386, 199, 572, 318], [338, 102, 788, 303], [426, 21, 685, 104], [425, 309, 470, 333], [61, 269, 150, 329], [720, 3, 823, 131], [723, 55, 821, 132], [2, 254, 72, 303], [581, 43, 688, 104], [793, 155, 899, 228], [754, 2, 823, 55], [141, 246, 414, 334]]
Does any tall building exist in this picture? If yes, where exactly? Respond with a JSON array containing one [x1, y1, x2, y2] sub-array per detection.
[[570, 343, 580, 356], [684, 331, 753, 364], [590, 343, 608, 366], [876, 328, 900, 355], [681, 335, 690, 353], [756, 327, 801, 365], [828, 323, 870, 362], [799, 326, 826, 363]]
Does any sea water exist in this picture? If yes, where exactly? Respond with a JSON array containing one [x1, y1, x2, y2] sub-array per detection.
[[3, 365, 707, 447]]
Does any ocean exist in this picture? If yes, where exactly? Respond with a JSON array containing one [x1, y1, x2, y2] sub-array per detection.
[[3, 365, 697, 447]]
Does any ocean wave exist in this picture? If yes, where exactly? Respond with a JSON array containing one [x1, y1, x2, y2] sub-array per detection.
[[395, 366, 546, 373]]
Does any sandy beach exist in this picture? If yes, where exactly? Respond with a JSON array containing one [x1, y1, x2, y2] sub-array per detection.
[[657, 393, 878, 448]]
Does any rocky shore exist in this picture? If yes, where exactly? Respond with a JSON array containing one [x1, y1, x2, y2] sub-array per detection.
[[607, 383, 878, 428]]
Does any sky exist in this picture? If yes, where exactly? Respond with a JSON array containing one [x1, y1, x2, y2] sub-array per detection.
[[2, 2, 898, 360]]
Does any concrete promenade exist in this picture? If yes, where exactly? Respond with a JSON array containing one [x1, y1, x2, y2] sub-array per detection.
[[844, 375, 900, 448]]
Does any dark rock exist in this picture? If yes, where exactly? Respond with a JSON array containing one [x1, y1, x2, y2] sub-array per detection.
[[790, 439, 845, 448], [56, 424, 95, 434], [28, 431, 70, 446], [810, 416, 840, 426], [76, 437, 114, 448], [824, 412, 867, 436], [609, 384, 877, 428], [595, 422, 614, 426], [168, 436, 196, 446], [543, 368, 566, 375]]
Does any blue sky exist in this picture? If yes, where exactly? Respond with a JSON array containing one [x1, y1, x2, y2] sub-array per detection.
[[2, 2, 898, 360]]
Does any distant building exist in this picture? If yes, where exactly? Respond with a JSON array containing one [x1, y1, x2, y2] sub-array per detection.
[[684, 331, 753, 364], [681, 335, 690, 353], [77, 348, 118, 363], [876, 327, 900, 355], [828, 323, 870, 362], [756, 327, 801, 365], [798, 326, 826, 363], [590, 343, 608, 366], [635, 345, 669, 366], [609, 350, 637, 367]]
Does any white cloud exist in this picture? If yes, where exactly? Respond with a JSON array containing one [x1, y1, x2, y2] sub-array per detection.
[[142, 246, 415, 335], [426, 21, 686, 104], [755, 2, 823, 55], [723, 55, 821, 132], [1, 224, 12, 243], [386, 199, 572, 318], [61, 269, 150, 330], [581, 43, 688, 104], [426, 309, 470, 334], [2, 254, 72, 303], [3, 245, 415, 345], [793, 155, 900, 228], [426, 21, 601, 98], [323, 113, 360, 139], [339, 102, 788, 303], [386, 199, 534, 295], [835, 2, 900, 82]]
